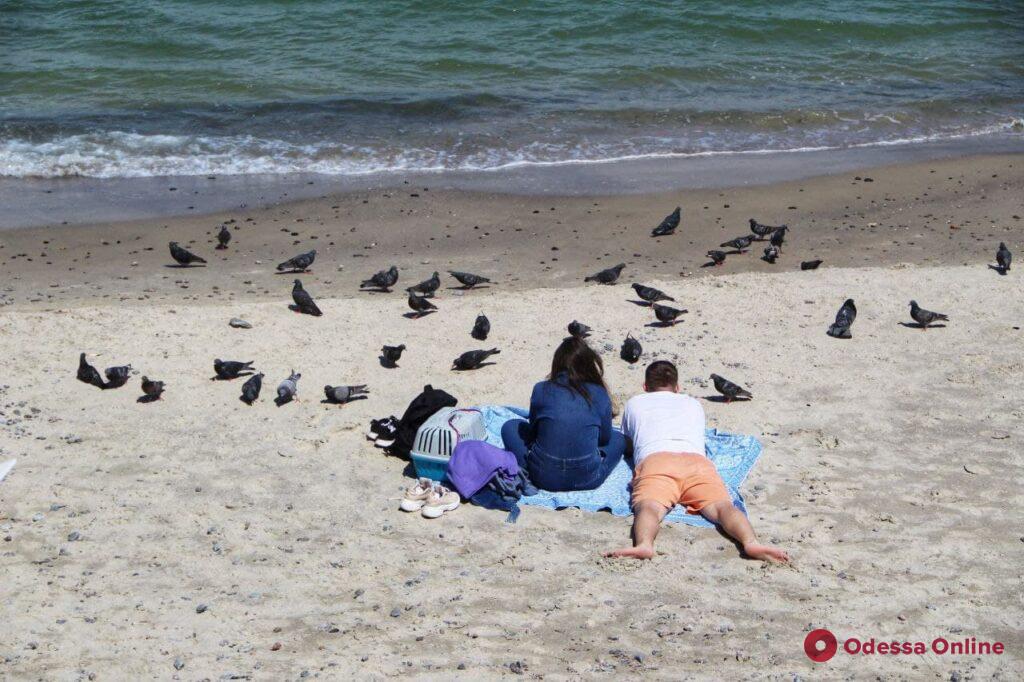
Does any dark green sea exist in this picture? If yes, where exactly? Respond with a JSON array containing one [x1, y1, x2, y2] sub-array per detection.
[[2, 0, 1022, 178]]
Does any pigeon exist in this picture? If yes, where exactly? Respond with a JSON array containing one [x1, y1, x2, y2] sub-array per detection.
[[406, 271, 440, 297], [407, 292, 437, 316], [996, 242, 1012, 272], [276, 371, 301, 403], [651, 207, 681, 237], [140, 376, 165, 400], [909, 300, 949, 330], [452, 348, 501, 371], [710, 373, 752, 402], [584, 263, 625, 284], [169, 241, 206, 266], [361, 265, 399, 291], [568, 320, 591, 338], [277, 249, 316, 273], [472, 314, 490, 341], [749, 219, 786, 240], [216, 225, 231, 249], [762, 245, 779, 264], [76, 353, 105, 389], [214, 359, 255, 380], [103, 364, 132, 388], [449, 270, 491, 288], [653, 304, 687, 326], [620, 334, 642, 364], [240, 373, 263, 405], [324, 384, 370, 404], [770, 225, 788, 252], [381, 344, 406, 368], [631, 283, 674, 304], [706, 250, 727, 266], [826, 298, 857, 339], [720, 236, 753, 253], [292, 279, 322, 316], [801, 259, 823, 271]]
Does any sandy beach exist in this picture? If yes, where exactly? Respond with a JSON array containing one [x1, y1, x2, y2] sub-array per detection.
[[1, 154, 1023, 679]]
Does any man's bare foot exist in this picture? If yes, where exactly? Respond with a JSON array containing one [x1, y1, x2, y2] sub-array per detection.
[[743, 543, 790, 563], [603, 545, 654, 560]]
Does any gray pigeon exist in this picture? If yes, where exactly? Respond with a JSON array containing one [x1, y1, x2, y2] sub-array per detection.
[[77, 353, 105, 389], [720, 236, 753, 253], [909, 300, 948, 330], [631, 283, 674, 304], [361, 266, 399, 291], [996, 242, 1011, 272], [749, 219, 786, 240], [216, 226, 231, 249], [407, 292, 437, 316], [620, 334, 642, 364], [585, 263, 625, 284], [406, 272, 440, 297], [706, 250, 727, 266], [710, 374, 752, 402], [770, 225, 788, 252], [381, 344, 405, 368], [801, 259, 823, 271], [292, 279, 322, 316], [568, 320, 591, 338], [453, 349, 501, 371], [651, 207, 681, 237], [762, 245, 779, 264], [169, 241, 206, 266], [472, 314, 490, 341], [324, 384, 370, 404], [240, 373, 263, 405], [826, 299, 857, 339], [214, 359, 255, 380], [103, 364, 132, 389], [277, 249, 316, 272], [653, 304, 687, 326], [276, 371, 301, 404], [449, 271, 491, 288], [141, 376, 165, 400]]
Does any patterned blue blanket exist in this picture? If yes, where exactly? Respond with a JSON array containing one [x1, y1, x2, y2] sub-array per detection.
[[475, 405, 762, 528]]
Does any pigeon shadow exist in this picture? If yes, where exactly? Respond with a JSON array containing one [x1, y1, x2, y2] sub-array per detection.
[[645, 321, 680, 328], [987, 264, 1008, 276], [451, 362, 498, 372], [627, 299, 653, 307], [211, 373, 254, 381], [378, 356, 399, 369], [701, 261, 725, 268], [136, 394, 161, 404], [403, 311, 437, 319], [274, 269, 311, 275], [447, 284, 491, 291], [320, 396, 370, 406], [899, 322, 947, 330], [703, 395, 750, 403], [360, 287, 393, 294], [164, 263, 206, 268]]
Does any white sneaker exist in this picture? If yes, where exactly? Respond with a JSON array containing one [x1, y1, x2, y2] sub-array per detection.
[[399, 478, 434, 512], [421, 485, 460, 519]]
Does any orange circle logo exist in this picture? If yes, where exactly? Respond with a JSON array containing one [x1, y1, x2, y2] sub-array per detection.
[[804, 629, 838, 662]]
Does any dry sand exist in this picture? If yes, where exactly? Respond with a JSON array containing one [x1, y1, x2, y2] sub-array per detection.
[[1, 155, 1023, 679]]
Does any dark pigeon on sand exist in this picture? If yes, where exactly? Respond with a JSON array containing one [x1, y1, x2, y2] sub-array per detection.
[[216, 225, 231, 249], [710, 373, 752, 402], [276, 371, 301, 404], [653, 303, 687, 326], [452, 348, 501, 371], [103, 364, 132, 389], [620, 334, 642, 364], [472, 314, 490, 341], [801, 259, 823, 271], [277, 249, 316, 273], [407, 292, 438, 316], [762, 245, 779, 264], [361, 265, 399, 291], [909, 300, 949, 330], [720, 236, 753, 253], [770, 225, 788, 252], [324, 384, 370, 404], [141, 376, 165, 400], [214, 359, 255, 380], [381, 344, 405, 368], [996, 242, 1011, 272], [240, 373, 263, 405], [749, 219, 786, 240], [706, 250, 727, 266], [584, 263, 625, 285], [76, 353, 105, 389], [826, 298, 857, 339], [449, 270, 491, 288], [292, 279, 322, 316], [631, 283, 674, 304], [406, 271, 440, 297], [169, 241, 206, 266], [568, 320, 591, 338], [651, 207, 681, 237]]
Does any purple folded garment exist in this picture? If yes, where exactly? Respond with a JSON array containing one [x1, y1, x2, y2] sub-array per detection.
[[447, 440, 519, 498]]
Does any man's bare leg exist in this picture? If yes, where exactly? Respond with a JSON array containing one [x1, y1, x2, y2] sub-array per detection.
[[604, 500, 669, 559], [700, 500, 790, 563]]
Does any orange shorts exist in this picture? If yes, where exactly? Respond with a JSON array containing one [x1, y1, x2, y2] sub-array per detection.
[[631, 452, 730, 514]]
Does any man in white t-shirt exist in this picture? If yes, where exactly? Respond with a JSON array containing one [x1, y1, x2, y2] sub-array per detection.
[[605, 360, 789, 563]]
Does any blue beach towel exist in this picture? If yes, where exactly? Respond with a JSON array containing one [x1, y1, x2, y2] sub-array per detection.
[[475, 405, 762, 528]]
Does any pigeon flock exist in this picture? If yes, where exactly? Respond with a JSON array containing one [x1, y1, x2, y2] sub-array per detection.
[[75, 212, 1011, 408]]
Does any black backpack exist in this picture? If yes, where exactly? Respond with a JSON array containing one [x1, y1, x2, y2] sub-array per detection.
[[385, 384, 458, 459]]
